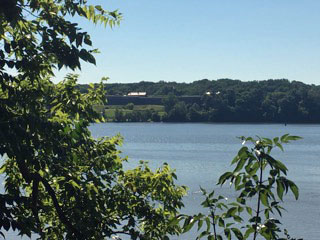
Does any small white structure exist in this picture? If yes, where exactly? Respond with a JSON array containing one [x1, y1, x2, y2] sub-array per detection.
[[127, 92, 147, 97]]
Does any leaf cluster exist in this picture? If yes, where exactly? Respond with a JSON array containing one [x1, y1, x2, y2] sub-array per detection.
[[180, 135, 303, 240], [0, 1, 186, 239], [0, 74, 187, 239]]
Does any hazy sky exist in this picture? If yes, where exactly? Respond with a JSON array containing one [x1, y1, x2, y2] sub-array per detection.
[[55, 0, 320, 85]]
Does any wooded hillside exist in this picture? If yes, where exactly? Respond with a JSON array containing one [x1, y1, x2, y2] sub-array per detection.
[[80, 79, 320, 123]]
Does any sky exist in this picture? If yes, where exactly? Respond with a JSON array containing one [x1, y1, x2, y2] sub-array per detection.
[[55, 0, 320, 85]]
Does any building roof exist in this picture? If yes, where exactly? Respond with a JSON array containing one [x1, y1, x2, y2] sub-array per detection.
[[127, 92, 147, 96]]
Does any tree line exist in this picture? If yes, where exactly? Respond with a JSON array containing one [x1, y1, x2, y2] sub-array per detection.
[[88, 79, 320, 123]]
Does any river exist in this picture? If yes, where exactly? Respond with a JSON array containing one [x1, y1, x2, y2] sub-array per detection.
[[90, 123, 320, 240], [2, 123, 319, 239]]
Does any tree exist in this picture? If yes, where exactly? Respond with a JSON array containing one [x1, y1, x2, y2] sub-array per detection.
[[126, 103, 135, 110], [0, 1, 186, 239], [180, 135, 303, 240], [162, 93, 178, 113], [114, 108, 125, 122], [187, 103, 203, 122], [165, 101, 188, 122]]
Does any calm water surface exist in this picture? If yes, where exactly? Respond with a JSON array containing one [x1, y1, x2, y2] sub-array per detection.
[[90, 123, 320, 240], [2, 123, 319, 239]]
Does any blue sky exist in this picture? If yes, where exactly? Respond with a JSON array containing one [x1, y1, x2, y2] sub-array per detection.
[[55, 0, 320, 84]]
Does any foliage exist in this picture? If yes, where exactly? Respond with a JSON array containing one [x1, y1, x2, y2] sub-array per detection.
[[126, 103, 135, 110], [162, 93, 178, 113], [180, 134, 303, 240], [82, 79, 320, 123], [0, 1, 187, 239], [163, 102, 188, 122], [105, 105, 164, 122]]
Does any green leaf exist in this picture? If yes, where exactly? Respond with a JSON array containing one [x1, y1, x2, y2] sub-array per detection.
[[275, 160, 288, 175], [76, 34, 83, 47], [234, 175, 241, 188], [95, 5, 103, 11], [234, 158, 246, 173], [246, 206, 253, 216], [205, 217, 211, 232], [217, 235, 223, 240], [197, 230, 209, 239], [200, 186, 207, 195], [280, 134, 290, 142], [276, 180, 284, 200], [270, 169, 278, 177], [183, 217, 196, 233], [260, 192, 269, 207], [245, 161, 259, 176], [262, 137, 273, 145], [244, 227, 255, 238], [84, 35, 92, 46], [87, 53, 96, 65], [169, 217, 180, 227], [288, 180, 299, 200], [224, 228, 231, 240], [208, 235, 214, 240], [274, 206, 283, 217], [285, 135, 302, 141], [226, 223, 234, 228], [233, 215, 243, 223], [236, 197, 245, 205], [264, 209, 270, 219], [89, 5, 95, 17], [0, 165, 6, 174], [218, 172, 232, 185], [231, 155, 240, 165], [197, 219, 203, 231], [275, 142, 284, 151], [231, 228, 243, 239], [226, 207, 237, 218], [237, 146, 248, 161], [218, 218, 225, 227]]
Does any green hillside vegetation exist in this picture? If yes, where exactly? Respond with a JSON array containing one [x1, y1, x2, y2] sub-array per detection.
[[102, 104, 165, 122], [87, 79, 320, 123]]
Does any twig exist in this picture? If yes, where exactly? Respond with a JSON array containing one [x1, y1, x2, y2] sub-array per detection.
[[253, 156, 263, 240], [34, 173, 83, 239]]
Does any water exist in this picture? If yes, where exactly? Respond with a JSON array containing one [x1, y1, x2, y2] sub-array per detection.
[[2, 123, 319, 239], [90, 123, 320, 240]]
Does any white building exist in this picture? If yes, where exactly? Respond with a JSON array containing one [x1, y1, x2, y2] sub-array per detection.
[[127, 92, 147, 97]]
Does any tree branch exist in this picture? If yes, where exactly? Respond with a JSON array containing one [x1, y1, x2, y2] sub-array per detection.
[[31, 178, 44, 238], [34, 173, 83, 239], [253, 156, 263, 240]]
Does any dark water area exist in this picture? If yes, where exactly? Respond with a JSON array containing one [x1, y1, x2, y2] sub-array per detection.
[[1, 123, 319, 239], [90, 123, 320, 240]]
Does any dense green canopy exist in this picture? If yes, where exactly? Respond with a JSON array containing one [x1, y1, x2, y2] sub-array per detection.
[[0, 1, 185, 239], [87, 79, 320, 123]]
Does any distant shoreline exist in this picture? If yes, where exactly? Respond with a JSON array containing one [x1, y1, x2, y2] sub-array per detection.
[[88, 79, 320, 124]]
